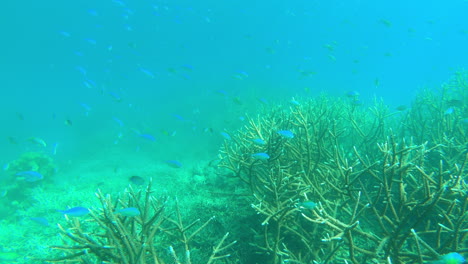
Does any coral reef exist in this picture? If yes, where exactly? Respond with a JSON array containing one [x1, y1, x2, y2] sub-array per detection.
[[6, 152, 57, 179], [45, 180, 236, 264], [219, 74, 467, 263]]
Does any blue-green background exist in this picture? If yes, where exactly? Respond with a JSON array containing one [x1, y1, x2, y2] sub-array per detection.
[[1, 1, 468, 198], [0, 0, 467, 261], [1, 0, 467, 163]]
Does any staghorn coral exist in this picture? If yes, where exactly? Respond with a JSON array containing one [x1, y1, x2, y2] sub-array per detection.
[[219, 77, 467, 263], [45, 180, 236, 264]]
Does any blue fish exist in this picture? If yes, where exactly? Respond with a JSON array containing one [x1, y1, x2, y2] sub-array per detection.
[[57, 207, 89, 217], [277, 130, 294, 139], [129, 175, 145, 185], [298, 201, 317, 209], [165, 160, 182, 168], [257, 97, 268, 104], [15, 171, 44, 182], [139, 134, 156, 141], [429, 252, 465, 264], [346, 91, 359, 98], [444, 107, 454, 115], [352, 99, 363, 106], [215, 90, 228, 96], [109, 91, 122, 102], [252, 138, 266, 145], [251, 153, 270, 160], [172, 114, 185, 121], [290, 99, 300, 106], [139, 67, 156, 79], [220, 132, 232, 140], [115, 207, 140, 217], [112, 117, 124, 127], [181, 64, 194, 71]]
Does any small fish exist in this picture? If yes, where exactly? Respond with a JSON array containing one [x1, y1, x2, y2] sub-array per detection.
[[0, 189, 7, 197], [115, 207, 140, 217], [252, 138, 266, 145], [232, 96, 243, 105], [257, 97, 268, 104], [75, 66, 87, 76], [231, 71, 249, 80], [204, 127, 214, 134], [30, 217, 49, 226], [215, 90, 228, 97], [112, 117, 124, 127], [83, 80, 95, 89], [84, 38, 97, 45], [251, 153, 270, 160], [59, 31, 71, 37], [64, 119, 73, 126], [161, 130, 177, 137], [172, 114, 187, 122], [352, 99, 363, 106], [52, 142, 59, 155], [80, 103, 92, 113], [379, 19, 392, 27], [129, 175, 145, 186], [345, 91, 359, 98], [165, 160, 182, 168], [109, 91, 122, 102], [15, 171, 44, 182], [395, 105, 407, 111], [277, 130, 294, 139], [139, 67, 156, 79], [444, 107, 454, 115], [28, 137, 47, 148], [290, 98, 300, 106], [297, 201, 317, 209], [374, 78, 380, 87], [112, 0, 126, 7], [181, 64, 194, 71], [57, 207, 89, 217], [428, 252, 465, 264], [87, 9, 98, 16], [220, 132, 232, 140], [139, 134, 156, 141]]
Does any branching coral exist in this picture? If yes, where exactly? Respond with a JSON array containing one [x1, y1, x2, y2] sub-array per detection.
[[45, 180, 236, 264], [219, 80, 467, 263]]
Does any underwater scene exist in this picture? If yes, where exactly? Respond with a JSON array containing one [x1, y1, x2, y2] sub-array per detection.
[[0, 0, 467, 263]]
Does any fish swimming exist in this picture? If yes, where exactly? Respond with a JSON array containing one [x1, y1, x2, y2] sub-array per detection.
[[15, 171, 44, 182], [252, 138, 266, 145], [28, 137, 47, 148], [220, 132, 232, 140], [428, 252, 465, 264], [129, 175, 145, 185], [297, 201, 317, 209], [139, 133, 156, 141], [57, 207, 89, 217], [251, 153, 270, 160], [165, 160, 182, 168], [277, 130, 294, 139]]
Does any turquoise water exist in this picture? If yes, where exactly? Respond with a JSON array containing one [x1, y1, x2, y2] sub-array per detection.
[[0, 0, 467, 263]]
